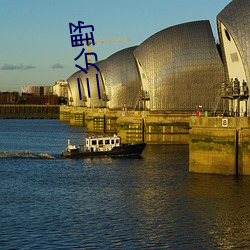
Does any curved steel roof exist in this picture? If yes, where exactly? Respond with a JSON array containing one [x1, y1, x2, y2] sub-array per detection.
[[99, 46, 141, 109], [78, 60, 106, 108], [68, 47, 141, 109], [67, 70, 85, 106], [133, 20, 225, 111], [217, 0, 250, 83]]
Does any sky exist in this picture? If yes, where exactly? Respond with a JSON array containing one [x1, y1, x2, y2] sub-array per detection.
[[0, 0, 232, 92]]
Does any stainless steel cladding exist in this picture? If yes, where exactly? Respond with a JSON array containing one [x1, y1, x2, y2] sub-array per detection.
[[67, 70, 84, 106], [67, 62, 107, 107], [67, 47, 141, 109], [217, 0, 250, 116], [217, 0, 250, 84], [78, 61, 106, 108], [99, 46, 141, 109], [133, 20, 225, 111]]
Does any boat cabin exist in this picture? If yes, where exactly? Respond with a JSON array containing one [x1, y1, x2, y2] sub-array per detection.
[[85, 135, 121, 152]]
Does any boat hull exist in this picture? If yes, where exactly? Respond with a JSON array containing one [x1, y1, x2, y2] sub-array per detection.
[[62, 142, 146, 159]]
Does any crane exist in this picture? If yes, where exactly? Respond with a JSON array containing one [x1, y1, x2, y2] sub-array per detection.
[[84, 38, 130, 63]]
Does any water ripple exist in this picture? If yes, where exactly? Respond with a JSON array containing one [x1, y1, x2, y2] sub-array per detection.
[[0, 151, 55, 159], [0, 120, 250, 249]]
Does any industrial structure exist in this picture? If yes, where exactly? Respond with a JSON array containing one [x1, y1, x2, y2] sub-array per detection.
[[61, 0, 250, 176], [188, 0, 250, 175], [0, 92, 19, 104], [217, 0, 250, 116], [89, 46, 140, 109], [52, 80, 68, 99], [21, 85, 53, 96], [67, 20, 225, 113], [133, 20, 225, 112], [0, 81, 68, 105], [67, 0, 250, 118]]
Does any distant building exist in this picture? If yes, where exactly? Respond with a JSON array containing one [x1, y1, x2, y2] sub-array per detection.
[[21, 86, 40, 96], [0, 92, 19, 104], [52, 80, 68, 98], [67, 47, 143, 109], [21, 86, 53, 96], [22, 95, 59, 105], [20, 85, 60, 105], [43, 86, 53, 96]]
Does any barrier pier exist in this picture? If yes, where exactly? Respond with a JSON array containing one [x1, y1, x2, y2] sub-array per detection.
[[189, 117, 250, 175]]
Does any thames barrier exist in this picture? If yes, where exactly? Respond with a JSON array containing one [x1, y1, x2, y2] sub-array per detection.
[[63, 0, 250, 175], [59, 106, 190, 144], [60, 106, 250, 175], [0, 0, 245, 175], [189, 116, 250, 175]]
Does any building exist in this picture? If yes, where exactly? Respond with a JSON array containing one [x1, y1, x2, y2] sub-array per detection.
[[97, 46, 141, 109], [78, 60, 107, 108], [53, 80, 68, 98], [68, 21, 225, 112], [21, 85, 59, 105], [133, 20, 225, 112], [21, 86, 53, 96], [67, 70, 84, 106], [217, 0, 250, 116], [21, 86, 40, 96], [0, 92, 19, 104], [67, 0, 250, 116], [67, 47, 141, 109]]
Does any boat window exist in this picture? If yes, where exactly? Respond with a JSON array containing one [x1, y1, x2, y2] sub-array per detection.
[[92, 140, 97, 145], [111, 139, 114, 144], [116, 139, 120, 144], [105, 140, 110, 144], [98, 140, 103, 145]]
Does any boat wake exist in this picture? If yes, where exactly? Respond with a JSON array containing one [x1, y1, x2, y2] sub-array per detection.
[[0, 151, 55, 159]]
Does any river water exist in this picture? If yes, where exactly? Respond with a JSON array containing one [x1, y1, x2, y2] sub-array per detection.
[[0, 119, 250, 249]]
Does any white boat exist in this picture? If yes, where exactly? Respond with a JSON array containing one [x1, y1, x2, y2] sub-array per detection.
[[62, 134, 146, 158]]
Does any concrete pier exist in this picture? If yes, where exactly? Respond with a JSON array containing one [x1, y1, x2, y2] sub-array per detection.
[[59, 105, 71, 122], [60, 106, 190, 144], [189, 117, 250, 175], [60, 106, 250, 175]]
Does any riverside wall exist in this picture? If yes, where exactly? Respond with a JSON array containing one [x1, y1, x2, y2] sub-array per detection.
[[189, 117, 250, 175], [59, 106, 190, 144], [0, 105, 59, 119]]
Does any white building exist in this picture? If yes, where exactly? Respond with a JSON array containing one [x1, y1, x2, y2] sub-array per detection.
[[53, 80, 68, 98], [21, 86, 53, 96]]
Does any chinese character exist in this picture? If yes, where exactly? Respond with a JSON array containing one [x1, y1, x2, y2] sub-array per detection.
[[69, 21, 95, 47], [69, 21, 101, 100]]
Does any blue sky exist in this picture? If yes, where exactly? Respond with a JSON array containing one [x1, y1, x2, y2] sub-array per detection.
[[0, 0, 231, 92]]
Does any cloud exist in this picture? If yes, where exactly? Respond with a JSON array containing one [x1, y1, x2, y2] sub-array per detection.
[[23, 64, 36, 70], [51, 63, 64, 69], [1, 63, 36, 70]]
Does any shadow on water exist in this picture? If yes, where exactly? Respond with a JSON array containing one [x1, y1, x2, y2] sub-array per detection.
[[185, 173, 250, 249]]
